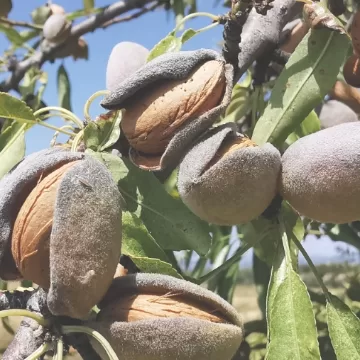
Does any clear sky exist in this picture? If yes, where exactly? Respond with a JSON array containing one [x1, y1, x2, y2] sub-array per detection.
[[1, 0, 358, 266]]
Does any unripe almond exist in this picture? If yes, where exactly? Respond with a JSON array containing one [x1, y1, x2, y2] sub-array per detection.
[[106, 42, 149, 92], [121, 60, 226, 154], [280, 122, 360, 223], [317, 99, 358, 129], [101, 49, 234, 171], [11, 161, 79, 288], [89, 273, 244, 360], [178, 124, 281, 225], [43, 14, 71, 44]]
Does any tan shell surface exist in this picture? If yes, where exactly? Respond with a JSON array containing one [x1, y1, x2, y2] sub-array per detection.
[[97, 293, 227, 324], [11, 161, 78, 288], [121, 60, 226, 154]]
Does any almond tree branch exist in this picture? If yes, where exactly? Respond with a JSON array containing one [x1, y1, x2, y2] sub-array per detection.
[[0, 0, 157, 93], [101, 1, 160, 29]]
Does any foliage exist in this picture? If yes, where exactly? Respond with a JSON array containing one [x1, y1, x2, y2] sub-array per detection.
[[0, 0, 360, 359]]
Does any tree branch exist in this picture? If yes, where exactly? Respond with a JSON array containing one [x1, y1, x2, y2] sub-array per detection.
[[0, 0, 156, 92], [101, 1, 160, 29], [237, 0, 302, 78]]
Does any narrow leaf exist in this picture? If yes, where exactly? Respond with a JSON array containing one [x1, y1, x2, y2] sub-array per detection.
[[122, 212, 182, 278], [252, 29, 350, 146], [99, 112, 121, 151], [266, 269, 321, 360], [0, 122, 26, 179], [0, 24, 25, 46], [327, 293, 360, 360], [0, 93, 36, 123], [96, 153, 211, 255], [266, 220, 320, 360], [57, 65, 72, 111]]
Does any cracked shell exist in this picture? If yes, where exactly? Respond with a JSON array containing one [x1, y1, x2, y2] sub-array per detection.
[[177, 124, 281, 225], [88, 273, 244, 360], [101, 49, 234, 171], [280, 122, 360, 223]]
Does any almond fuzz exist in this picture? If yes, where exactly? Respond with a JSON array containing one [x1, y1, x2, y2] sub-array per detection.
[[121, 60, 226, 154]]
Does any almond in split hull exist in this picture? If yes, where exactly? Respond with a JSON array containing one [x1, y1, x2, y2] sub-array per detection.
[[99, 293, 228, 324], [11, 161, 79, 288], [121, 60, 226, 154]]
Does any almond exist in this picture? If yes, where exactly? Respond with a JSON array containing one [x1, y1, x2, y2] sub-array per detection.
[[101, 293, 227, 324], [121, 60, 226, 154], [11, 161, 79, 288]]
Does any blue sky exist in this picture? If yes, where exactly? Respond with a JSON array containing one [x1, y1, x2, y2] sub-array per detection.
[[1, 0, 358, 266]]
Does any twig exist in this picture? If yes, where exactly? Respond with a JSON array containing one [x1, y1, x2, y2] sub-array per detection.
[[0, 17, 43, 30], [1, 0, 155, 93], [101, 1, 161, 29]]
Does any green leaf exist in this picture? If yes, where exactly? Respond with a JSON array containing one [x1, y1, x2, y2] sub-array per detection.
[[99, 112, 121, 151], [122, 212, 182, 278], [0, 24, 25, 46], [0, 122, 26, 179], [0, 93, 36, 123], [327, 294, 360, 360], [83, 113, 121, 152], [83, 0, 95, 11], [252, 29, 350, 146], [179, 28, 197, 44], [266, 220, 320, 360], [266, 270, 321, 359], [295, 110, 321, 137], [57, 65, 72, 111], [96, 153, 211, 255], [147, 34, 181, 62]]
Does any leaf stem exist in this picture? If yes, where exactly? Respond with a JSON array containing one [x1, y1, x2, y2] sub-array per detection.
[[24, 343, 51, 360], [70, 129, 84, 152], [174, 12, 219, 34], [0, 309, 49, 327], [84, 90, 110, 122], [291, 235, 331, 302], [61, 325, 119, 360], [198, 242, 252, 284], [34, 107, 83, 129], [278, 215, 293, 267], [35, 121, 76, 137]]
